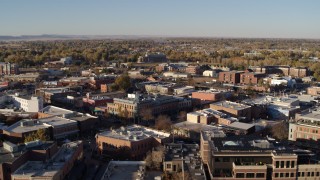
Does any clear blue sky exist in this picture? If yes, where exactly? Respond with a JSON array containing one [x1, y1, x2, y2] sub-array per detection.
[[1, 0, 319, 38]]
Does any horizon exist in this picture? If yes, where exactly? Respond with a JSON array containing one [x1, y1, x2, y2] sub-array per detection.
[[1, 0, 320, 39]]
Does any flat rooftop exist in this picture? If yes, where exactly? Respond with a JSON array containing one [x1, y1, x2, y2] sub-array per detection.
[[6, 116, 77, 133], [101, 161, 146, 180], [164, 143, 206, 180], [227, 122, 255, 130], [173, 121, 223, 133], [211, 101, 251, 110], [0, 141, 54, 164], [40, 105, 74, 116], [194, 89, 231, 94], [12, 141, 82, 178], [98, 125, 170, 141]]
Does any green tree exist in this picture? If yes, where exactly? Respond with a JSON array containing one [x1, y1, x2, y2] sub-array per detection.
[[115, 74, 131, 91]]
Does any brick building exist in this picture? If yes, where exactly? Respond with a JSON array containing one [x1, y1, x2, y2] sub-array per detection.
[[107, 93, 192, 118], [192, 89, 233, 103], [307, 86, 320, 96], [218, 71, 243, 84], [250, 66, 308, 78], [0, 141, 57, 180], [210, 101, 252, 121], [11, 141, 83, 180], [200, 134, 320, 180], [0, 62, 19, 75], [289, 108, 320, 143], [96, 125, 171, 159], [240, 72, 266, 85], [3, 116, 79, 143]]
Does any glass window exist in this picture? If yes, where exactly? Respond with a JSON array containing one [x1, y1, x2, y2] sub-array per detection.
[[311, 172, 314, 177], [223, 157, 229, 162], [281, 161, 284, 168], [308, 172, 310, 177], [166, 164, 171, 169], [291, 173, 294, 177], [256, 173, 264, 178], [286, 161, 290, 168], [280, 173, 284, 177], [246, 173, 254, 178], [286, 173, 289, 177], [236, 173, 245, 178], [302, 172, 305, 177], [317, 172, 320, 176], [291, 161, 295, 168], [275, 173, 279, 178], [276, 161, 279, 168], [298, 172, 301, 177]]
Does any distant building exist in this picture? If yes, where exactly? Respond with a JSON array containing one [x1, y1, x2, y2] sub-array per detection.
[[96, 125, 171, 159], [143, 82, 177, 95], [0, 62, 19, 75], [250, 66, 308, 78], [218, 71, 243, 84], [163, 72, 190, 78], [210, 101, 252, 121], [173, 86, 195, 95], [1, 94, 43, 112], [240, 72, 265, 85], [107, 93, 192, 118], [203, 69, 222, 78], [3, 116, 79, 143], [185, 65, 202, 75], [138, 52, 167, 63], [4, 73, 40, 82], [307, 86, 320, 96], [39, 105, 98, 134], [192, 89, 233, 104]]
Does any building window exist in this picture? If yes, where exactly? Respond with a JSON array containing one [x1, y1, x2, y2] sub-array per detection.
[[291, 173, 294, 177], [276, 161, 279, 168], [298, 172, 301, 177], [275, 173, 279, 177], [236, 173, 245, 178], [291, 161, 295, 168], [317, 172, 320, 176], [223, 157, 230, 162], [246, 173, 254, 178], [281, 161, 284, 168], [166, 164, 171, 169], [256, 173, 264, 178], [286, 161, 290, 168], [302, 172, 305, 177], [307, 172, 310, 177], [311, 172, 314, 177], [280, 173, 284, 177], [286, 173, 289, 177]]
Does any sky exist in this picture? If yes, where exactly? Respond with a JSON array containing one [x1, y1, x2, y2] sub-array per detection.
[[0, 0, 319, 39]]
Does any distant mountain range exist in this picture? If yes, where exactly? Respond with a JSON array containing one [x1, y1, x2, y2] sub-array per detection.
[[0, 34, 167, 41]]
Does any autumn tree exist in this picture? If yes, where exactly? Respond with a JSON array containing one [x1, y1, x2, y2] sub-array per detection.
[[155, 115, 172, 131], [140, 108, 154, 124], [271, 121, 288, 140], [145, 146, 165, 170], [177, 111, 187, 122], [24, 129, 49, 143]]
